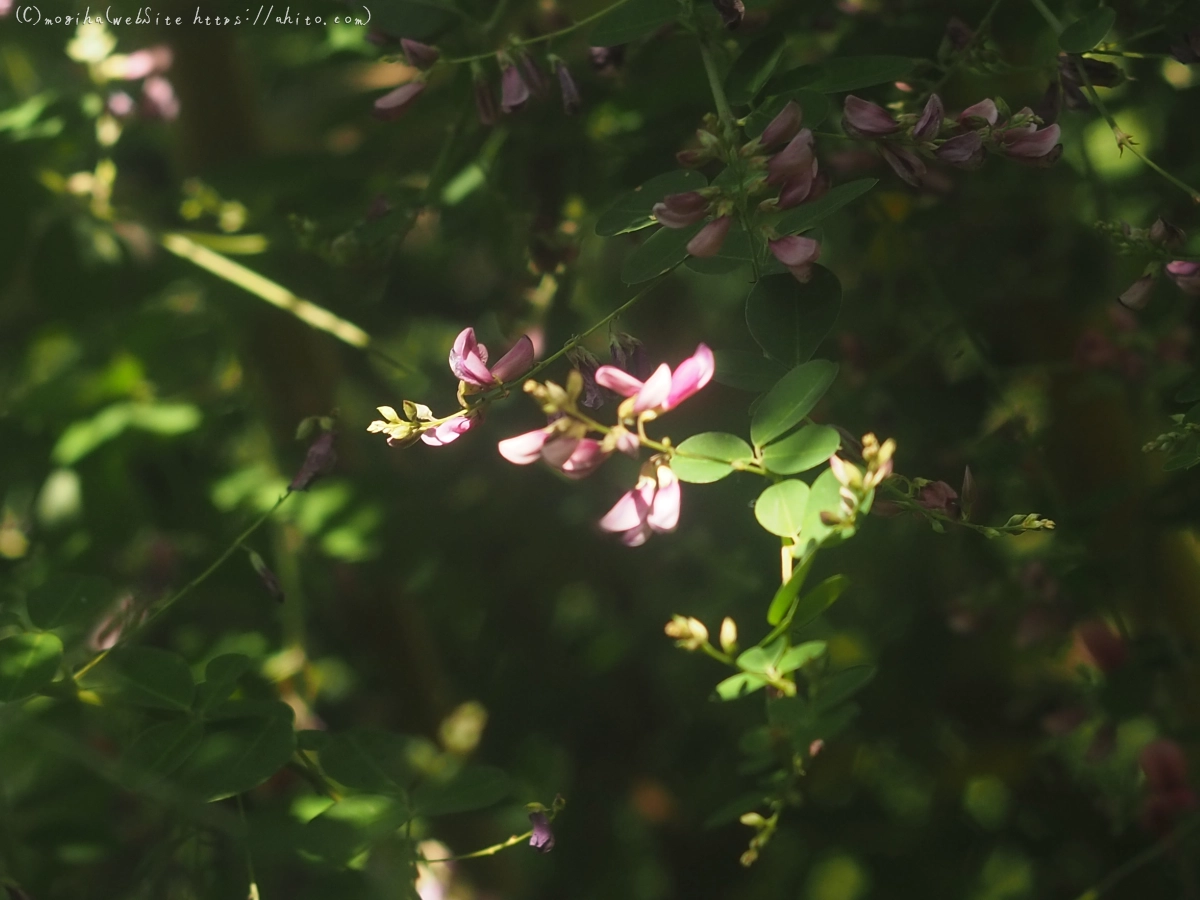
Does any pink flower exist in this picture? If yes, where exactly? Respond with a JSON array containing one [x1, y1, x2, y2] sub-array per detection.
[[422, 416, 476, 446], [767, 128, 815, 186], [501, 62, 530, 113], [1167, 261, 1200, 296], [652, 191, 709, 229], [401, 38, 440, 70], [768, 236, 820, 282], [686, 217, 732, 258], [374, 81, 425, 121], [842, 95, 899, 138], [449, 328, 535, 387], [997, 119, 1061, 162], [599, 464, 681, 546], [761, 100, 803, 147], [778, 161, 819, 209], [959, 99, 998, 126], [498, 429, 610, 479], [594, 344, 714, 417]]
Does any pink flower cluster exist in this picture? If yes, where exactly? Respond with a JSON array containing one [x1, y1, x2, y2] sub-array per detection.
[[841, 93, 1062, 187], [499, 344, 714, 545]]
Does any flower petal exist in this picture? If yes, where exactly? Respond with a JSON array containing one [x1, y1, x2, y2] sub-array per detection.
[[647, 467, 681, 531], [633, 363, 673, 414], [489, 335, 535, 382], [595, 365, 645, 396], [665, 344, 715, 410], [497, 428, 550, 464], [449, 328, 495, 386]]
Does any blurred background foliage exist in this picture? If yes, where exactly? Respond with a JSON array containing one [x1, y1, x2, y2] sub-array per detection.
[[2, 0, 1200, 897]]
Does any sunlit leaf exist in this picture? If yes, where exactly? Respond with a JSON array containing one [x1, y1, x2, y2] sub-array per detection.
[[750, 360, 838, 447], [671, 433, 754, 483], [0, 633, 63, 702], [755, 480, 810, 537], [762, 424, 841, 474]]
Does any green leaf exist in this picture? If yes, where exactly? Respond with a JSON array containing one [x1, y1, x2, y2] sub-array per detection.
[[750, 360, 838, 447], [755, 480, 810, 537], [621, 223, 702, 284], [52, 401, 202, 466], [95, 647, 195, 711], [713, 350, 787, 392], [671, 433, 755, 483], [411, 765, 513, 816], [799, 468, 846, 552], [595, 170, 708, 237], [195, 653, 254, 711], [1059, 7, 1116, 53], [0, 633, 63, 702], [766, 550, 816, 625], [745, 268, 842, 367], [813, 665, 876, 711], [776, 179, 877, 235], [25, 574, 114, 631], [725, 34, 787, 106], [590, 0, 679, 46], [320, 729, 416, 794], [179, 701, 295, 801], [302, 795, 409, 865], [762, 424, 841, 474], [123, 717, 205, 777], [791, 573, 850, 631], [714, 672, 769, 701], [776, 640, 827, 674], [684, 225, 755, 275], [771, 56, 913, 93], [744, 90, 831, 138], [372, 0, 460, 41]]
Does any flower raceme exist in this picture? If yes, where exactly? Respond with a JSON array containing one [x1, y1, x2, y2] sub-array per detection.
[[594, 343, 715, 421], [599, 463, 682, 546], [450, 327, 535, 390]]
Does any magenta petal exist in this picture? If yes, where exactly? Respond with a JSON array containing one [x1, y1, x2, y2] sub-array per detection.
[[778, 162, 817, 208], [959, 99, 998, 125], [621, 522, 653, 546], [616, 429, 640, 457], [761, 100, 803, 147], [768, 235, 821, 268], [1001, 123, 1061, 158], [489, 335, 535, 382], [686, 216, 732, 258], [595, 365, 644, 396], [540, 436, 582, 468], [911, 93, 944, 142], [934, 131, 984, 167], [599, 482, 652, 533], [647, 467, 681, 531], [497, 428, 550, 464], [560, 438, 610, 479], [653, 201, 708, 228], [766, 128, 815, 185], [421, 417, 474, 446], [633, 363, 673, 414], [374, 82, 425, 121], [842, 95, 899, 137], [449, 328, 495, 385], [665, 344, 715, 409]]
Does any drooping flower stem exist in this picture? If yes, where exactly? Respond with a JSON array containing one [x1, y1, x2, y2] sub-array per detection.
[[443, 0, 639, 65], [422, 830, 536, 862]]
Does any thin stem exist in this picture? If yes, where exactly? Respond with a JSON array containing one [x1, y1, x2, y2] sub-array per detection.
[[236, 795, 261, 900], [295, 751, 343, 802], [75, 493, 292, 680], [423, 830, 532, 862], [443, 0, 638, 64], [698, 641, 736, 666], [698, 38, 734, 131]]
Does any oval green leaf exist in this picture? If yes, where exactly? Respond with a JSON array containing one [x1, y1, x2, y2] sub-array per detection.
[[766, 549, 816, 625], [321, 729, 416, 794], [813, 665, 876, 711], [179, 701, 295, 801], [411, 765, 513, 816], [621, 222, 703, 284], [0, 633, 63, 702], [124, 717, 205, 777], [791, 573, 850, 634], [799, 468, 845, 552], [776, 179, 877, 236], [762, 424, 841, 474], [713, 349, 787, 393], [755, 480, 810, 537], [26, 574, 115, 631], [196, 653, 255, 711], [746, 266, 842, 368], [714, 672, 769, 701], [750, 360, 838, 447], [1059, 7, 1116, 53], [776, 640, 827, 674], [596, 170, 708, 237], [725, 33, 787, 106], [97, 646, 195, 711], [672, 433, 755, 483], [590, 0, 679, 46]]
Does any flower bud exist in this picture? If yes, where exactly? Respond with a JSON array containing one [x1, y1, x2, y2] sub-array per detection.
[[400, 38, 440, 70], [665, 615, 708, 650], [373, 81, 425, 121], [1140, 739, 1191, 793], [777, 163, 818, 209], [960, 466, 976, 519], [766, 129, 815, 186], [247, 549, 284, 602], [652, 191, 710, 228], [880, 145, 926, 187], [552, 57, 582, 114], [686, 216, 732, 258], [500, 61, 530, 113], [473, 70, 497, 126], [719, 617, 738, 654], [768, 235, 821, 282], [1150, 217, 1186, 250], [760, 101, 803, 147], [610, 332, 649, 379], [841, 95, 899, 138], [518, 52, 550, 98], [911, 93, 944, 142], [934, 131, 984, 169], [528, 811, 555, 852], [958, 98, 998, 127], [291, 431, 337, 491], [711, 0, 745, 29], [1118, 274, 1156, 311], [590, 45, 626, 73]]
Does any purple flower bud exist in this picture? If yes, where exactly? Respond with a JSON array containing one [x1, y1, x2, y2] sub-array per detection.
[[529, 811, 554, 852], [1150, 217, 1186, 250], [711, 0, 745, 29], [676, 148, 710, 168], [916, 481, 959, 517], [567, 347, 604, 408], [1118, 274, 1156, 311], [248, 549, 285, 603], [501, 63, 530, 113], [761, 101, 803, 147], [686, 216, 732, 258], [880, 144, 926, 187], [933, 131, 984, 169], [400, 38, 440, 70], [610, 333, 648, 379], [107, 91, 136, 119], [766, 128, 815, 186], [1167, 261, 1200, 297], [1169, 29, 1200, 64], [944, 17, 973, 51], [778, 162, 818, 209], [1034, 80, 1063, 125], [768, 235, 821, 282], [518, 53, 550, 99], [553, 59, 582, 114], [291, 431, 337, 492], [590, 45, 626, 73], [842, 95, 899, 138], [911, 93, 944, 142], [997, 122, 1061, 164], [960, 466, 976, 519], [652, 191, 710, 228], [958, 99, 998, 127], [373, 81, 425, 121], [474, 75, 498, 126]]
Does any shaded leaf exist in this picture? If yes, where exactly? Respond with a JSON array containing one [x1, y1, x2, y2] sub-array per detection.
[[713, 350, 787, 392], [596, 170, 707, 237], [411, 765, 512, 816], [776, 179, 877, 235], [771, 56, 913, 93], [0, 633, 63, 702], [790, 573, 850, 632], [685, 225, 756, 275], [621, 223, 703, 284], [714, 672, 769, 700], [196, 653, 254, 711], [725, 34, 787, 106], [813, 665, 876, 711], [179, 701, 295, 800], [321, 729, 416, 794], [590, 0, 679, 46], [124, 717, 205, 777], [373, 0, 461, 41], [1060, 7, 1116, 53], [745, 268, 841, 367], [92, 647, 195, 711], [26, 574, 114, 631]]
